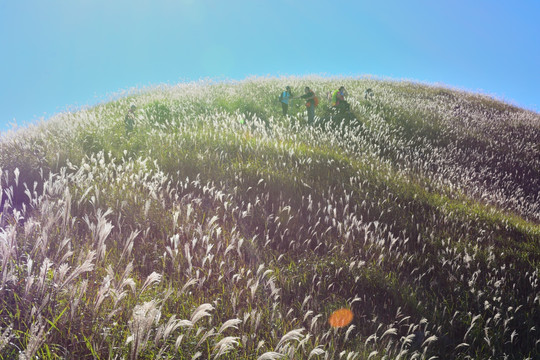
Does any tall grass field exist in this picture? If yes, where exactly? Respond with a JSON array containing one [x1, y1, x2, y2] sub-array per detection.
[[1, 76, 539, 359]]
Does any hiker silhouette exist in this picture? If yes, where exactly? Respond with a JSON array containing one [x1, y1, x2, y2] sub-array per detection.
[[298, 87, 317, 123], [279, 86, 293, 116], [331, 86, 350, 112], [125, 104, 136, 133]]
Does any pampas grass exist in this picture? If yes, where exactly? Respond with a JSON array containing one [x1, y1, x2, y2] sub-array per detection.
[[0, 76, 539, 359]]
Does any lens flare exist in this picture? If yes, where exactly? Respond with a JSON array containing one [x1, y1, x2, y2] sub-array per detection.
[[328, 308, 354, 328]]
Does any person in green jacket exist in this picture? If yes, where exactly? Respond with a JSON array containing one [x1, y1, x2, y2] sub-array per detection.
[[331, 86, 350, 111]]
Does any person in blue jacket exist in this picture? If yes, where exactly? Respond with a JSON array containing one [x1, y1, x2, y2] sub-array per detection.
[[279, 86, 293, 116]]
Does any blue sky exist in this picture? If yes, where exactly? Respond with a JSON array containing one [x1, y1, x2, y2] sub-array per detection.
[[1, 0, 539, 132]]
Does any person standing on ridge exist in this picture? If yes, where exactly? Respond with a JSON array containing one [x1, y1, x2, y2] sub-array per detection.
[[125, 104, 136, 134], [279, 86, 293, 116], [298, 86, 318, 123]]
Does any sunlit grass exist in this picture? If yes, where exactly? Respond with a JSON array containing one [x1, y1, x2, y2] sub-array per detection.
[[1, 75, 539, 359]]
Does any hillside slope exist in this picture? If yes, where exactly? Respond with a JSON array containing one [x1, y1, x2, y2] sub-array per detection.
[[1, 76, 539, 359]]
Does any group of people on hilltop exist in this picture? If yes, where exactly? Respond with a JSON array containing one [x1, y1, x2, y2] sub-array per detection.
[[124, 85, 354, 134], [279, 85, 350, 122]]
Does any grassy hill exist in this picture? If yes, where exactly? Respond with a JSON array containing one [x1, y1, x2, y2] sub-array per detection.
[[1, 76, 539, 359]]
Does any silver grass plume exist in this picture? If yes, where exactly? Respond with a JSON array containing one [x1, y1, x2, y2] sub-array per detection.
[[59, 250, 95, 290], [308, 346, 326, 359], [19, 315, 46, 360], [275, 327, 305, 351], [138, 271, 162, 297], [212, 336, 239, 359], [128, 300, 161, 360], [257, 351, 286, 360], [0, 325, 14, 352], [217, 318, 242, 334], [190, 303, 214, 324]]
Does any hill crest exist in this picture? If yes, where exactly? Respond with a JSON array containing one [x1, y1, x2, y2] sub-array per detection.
[[1, 76, 539, 359]]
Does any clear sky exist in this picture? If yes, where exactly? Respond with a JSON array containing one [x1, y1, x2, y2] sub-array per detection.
[[1, 0, 539, 132]]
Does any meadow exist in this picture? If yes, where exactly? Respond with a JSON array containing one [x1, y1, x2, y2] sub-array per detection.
[[1, 75, 539, 359]]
